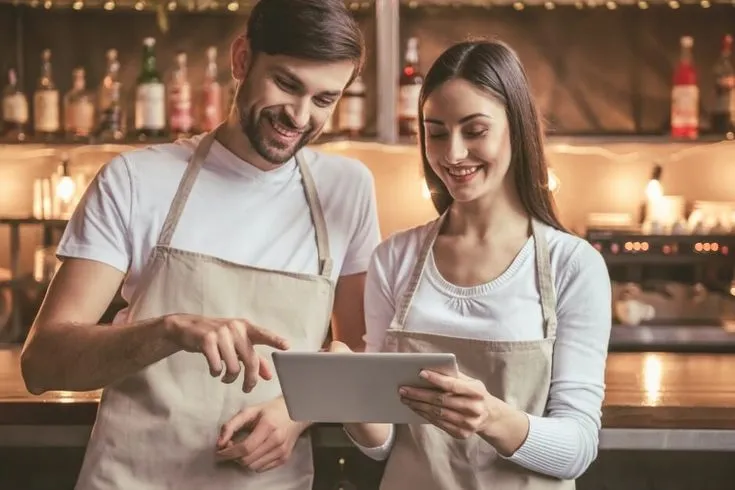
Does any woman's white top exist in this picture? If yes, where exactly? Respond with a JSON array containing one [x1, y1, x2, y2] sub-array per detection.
[[353, 222, 611, 481]]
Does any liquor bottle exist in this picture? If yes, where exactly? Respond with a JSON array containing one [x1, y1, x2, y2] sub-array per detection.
[[97, 49, 125, 141], [199, 46, 223, 132], [712, 34, 734, 134], [135, 37, 166, 139], [671, 36, 699, 139], [398, 37, 423, 137], [1, 68, 28, 141], [338, 75, 366, 137], [64, 68, 95, 140], [168, 51, 193, 137], [34, 49, 60, 140]]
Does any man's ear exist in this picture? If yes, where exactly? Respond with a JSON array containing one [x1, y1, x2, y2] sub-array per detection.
[[230, 36, 251, 81]]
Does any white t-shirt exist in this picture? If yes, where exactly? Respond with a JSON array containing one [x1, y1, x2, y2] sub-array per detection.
[[56, 134, 381, 323], [356, 222, 611, 481]]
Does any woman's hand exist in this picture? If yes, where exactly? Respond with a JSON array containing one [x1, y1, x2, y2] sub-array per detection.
[[399, 369, 530, 455], [399, 369, 498, 439]]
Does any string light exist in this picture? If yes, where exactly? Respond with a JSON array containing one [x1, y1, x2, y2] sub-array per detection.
[[9, 0, 735, 13]]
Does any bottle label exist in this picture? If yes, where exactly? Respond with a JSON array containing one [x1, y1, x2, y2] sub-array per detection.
[[34, 90, 60, 132], [338, 96, 365, 132], [671, 85, 699, 129], [2, 93, 28, 124], [399, 85, 421, 118], [135, 83, 166, 130], [68, 99, 95, 134], [169, 82, 193, 132], [201, 83, 222, 132]]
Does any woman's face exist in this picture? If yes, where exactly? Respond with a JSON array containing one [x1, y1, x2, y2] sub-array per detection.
[[422, 78, 513, 206]]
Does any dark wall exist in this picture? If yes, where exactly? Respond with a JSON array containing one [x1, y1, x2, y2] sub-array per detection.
[[402, 5, 735, 134], [0, 4, 733, 135], [0, 5, 378, 134]]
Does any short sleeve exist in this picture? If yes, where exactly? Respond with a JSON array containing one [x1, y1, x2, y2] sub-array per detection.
[[363, 241, 396, 353], [56, 154, 134, 274], [339, 165, 381, 276]]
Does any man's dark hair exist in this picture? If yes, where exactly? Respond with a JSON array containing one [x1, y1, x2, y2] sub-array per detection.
[[246, 0, 366, 80]]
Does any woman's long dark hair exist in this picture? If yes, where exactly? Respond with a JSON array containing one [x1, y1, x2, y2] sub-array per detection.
[[419, 39, 566, 232]]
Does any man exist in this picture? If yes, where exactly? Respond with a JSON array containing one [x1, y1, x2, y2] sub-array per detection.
[[20, 0, 379, 488]]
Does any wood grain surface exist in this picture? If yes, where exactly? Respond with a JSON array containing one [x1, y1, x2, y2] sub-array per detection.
[[1, 346, 734, 429]]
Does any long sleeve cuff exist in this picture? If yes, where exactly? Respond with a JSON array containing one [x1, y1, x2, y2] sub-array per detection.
[[342, 425, 395, 461], [504, 414, 594, 480]]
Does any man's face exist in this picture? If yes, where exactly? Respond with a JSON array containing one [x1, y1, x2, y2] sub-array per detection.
[[232, 44, 355, 165]]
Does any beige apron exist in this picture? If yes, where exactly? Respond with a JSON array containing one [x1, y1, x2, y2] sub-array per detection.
[[380, 213, 575, 490], [75, 129, 335, 490]]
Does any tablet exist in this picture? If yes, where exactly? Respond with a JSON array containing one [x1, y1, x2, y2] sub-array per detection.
[[272, 351, 458, 425]]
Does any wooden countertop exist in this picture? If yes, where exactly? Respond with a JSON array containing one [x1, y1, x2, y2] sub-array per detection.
[[1, 345, 734, 430]]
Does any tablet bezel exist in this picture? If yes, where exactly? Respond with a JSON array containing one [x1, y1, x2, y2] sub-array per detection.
[[272, 351, 459, 424]]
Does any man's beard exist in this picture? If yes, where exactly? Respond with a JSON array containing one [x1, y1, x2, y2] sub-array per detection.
[[236, 89, 315, 165]]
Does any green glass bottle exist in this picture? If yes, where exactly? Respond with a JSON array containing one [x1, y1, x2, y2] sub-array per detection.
[[134, 37, 166, 139]]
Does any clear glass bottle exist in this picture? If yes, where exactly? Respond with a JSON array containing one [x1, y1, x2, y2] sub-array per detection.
[[135, 37, 166, 139], [168, 51, 193, 137], [1, 68, 29, 141], [34, 49, 60, 140], [398, 37, 424, 137], [338, 75, 366, 137], [199, 46, 223, 132], [671, 36, 699, 139], [64, 67, 96, 140], [97, 49, 125, 141]]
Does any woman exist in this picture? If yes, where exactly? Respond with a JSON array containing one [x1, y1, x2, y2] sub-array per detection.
[[339, 39, 611, 489]]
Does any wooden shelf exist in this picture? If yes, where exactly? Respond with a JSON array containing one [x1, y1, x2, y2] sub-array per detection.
[[0, 217, 69, 226], [0, 133, 380, 148], [2, 133, 733, 151]]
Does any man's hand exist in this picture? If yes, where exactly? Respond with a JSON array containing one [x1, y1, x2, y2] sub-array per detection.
[[215, 397, 309, 472], [164, 314, 290, 392]]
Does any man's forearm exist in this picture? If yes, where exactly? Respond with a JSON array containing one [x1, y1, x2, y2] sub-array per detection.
[[21, 316, 180, 394]]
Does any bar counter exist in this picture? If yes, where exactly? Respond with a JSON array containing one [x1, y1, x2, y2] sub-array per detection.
[[1, 345, 734, 452]]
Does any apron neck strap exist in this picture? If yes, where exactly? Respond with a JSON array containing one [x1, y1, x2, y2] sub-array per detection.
[[156, 127, 332, 278], [391, 212, 559, 338], [392, 211, 447, 329], [531, 219, 558, 338], [157, 129, 217, 248], [296, 152, 332, 278]]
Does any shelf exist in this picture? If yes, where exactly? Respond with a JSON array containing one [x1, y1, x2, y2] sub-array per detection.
[[0, 132, 380, 147], [2, 133, 733, 151], [0, 217, 69, 226]]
